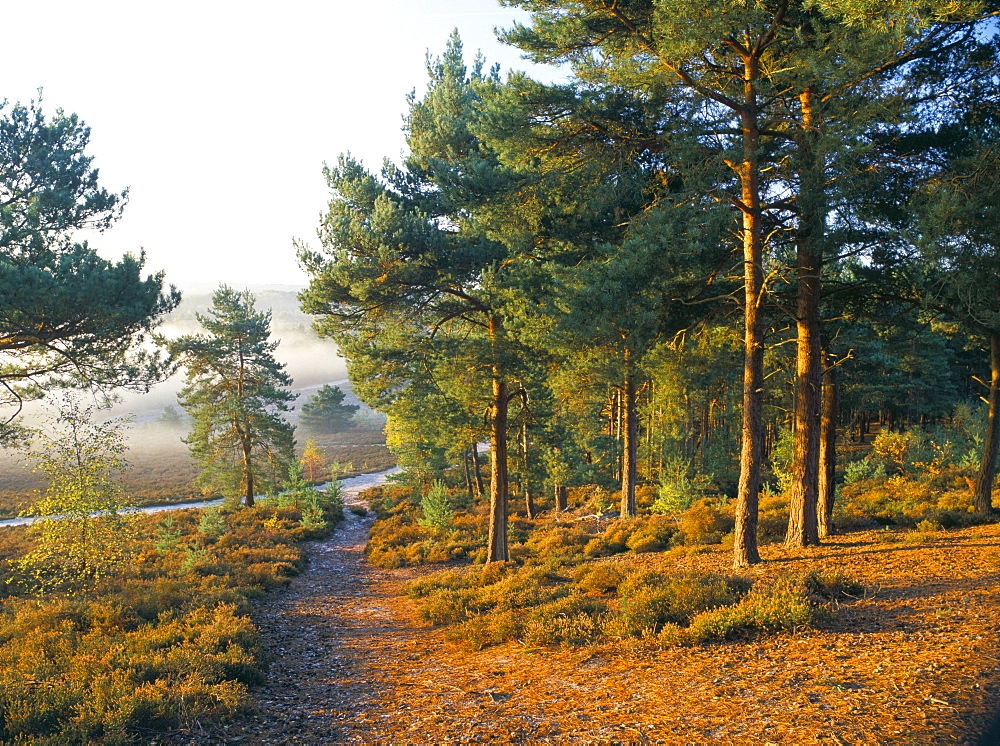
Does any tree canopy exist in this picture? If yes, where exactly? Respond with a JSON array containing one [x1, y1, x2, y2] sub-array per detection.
[[0, 98, 179, 438]]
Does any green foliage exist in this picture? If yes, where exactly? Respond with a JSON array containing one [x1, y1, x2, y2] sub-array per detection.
[[0, 98, 178, 438], [364, 484, 483, 569], [169, 285, 296, 505], [268, 462, 344, 534], [843, 457, 888, 485], [616, 571, 748, 636], [18, 399, 140, 590], [669, 574, 841, 644], [417, 480, 453, 533], [299, 384, 359, 433], [198, 507, 228, 540], [155, 514, 185, 553], [652, 459, 716, 517], [408, 559, 854, 650]]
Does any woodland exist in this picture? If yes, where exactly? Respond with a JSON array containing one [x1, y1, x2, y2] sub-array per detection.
[[2, 0, 1000, 743]]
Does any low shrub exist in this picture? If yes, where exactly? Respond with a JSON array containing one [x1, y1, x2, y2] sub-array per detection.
[[616, 571, 747, 636], [573, 563, 626, 595], [0, 484, 347, 742], [675, 577, 827, 643], [525, 524, 592, 561], [678, 501, 733, 545], [522, 594, 606, 647]]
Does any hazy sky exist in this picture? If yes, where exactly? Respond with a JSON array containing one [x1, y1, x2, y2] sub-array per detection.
[[4, 0, 557, 287]]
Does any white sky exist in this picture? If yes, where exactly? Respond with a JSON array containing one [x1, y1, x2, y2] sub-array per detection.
[[3, 0, 558, 287]]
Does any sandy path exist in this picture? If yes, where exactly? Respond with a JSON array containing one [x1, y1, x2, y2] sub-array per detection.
[[163, 471, 404, 744]]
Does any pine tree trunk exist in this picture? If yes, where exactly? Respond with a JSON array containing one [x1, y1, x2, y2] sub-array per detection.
[[464, 449, 474, 501], [620, 363, 638, 518], [486, 315, 509, 563], [733, 56, 765, 569], [817, 358, 839, 538], [973, 332, 1000, 514], [471, 442, 484, 498], [522, 420, 535, 519], [555, 483, 568, 512], [238, 423, 255, 507], [786, 86, 823, 549]]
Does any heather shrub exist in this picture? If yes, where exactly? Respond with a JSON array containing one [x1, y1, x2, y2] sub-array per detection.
[[585, 522, 630, 558], [523, 594, 606, 646], [446, 609, 524, 650], [616, 571, 746, 636], [624, 514, 676, 553], [0, 479, 347, 741], [837, 469, 978, 528], [677, 578, 825, 643], [573, 563, 625, 594], [525, 524, 591, 560], [678, 500, 733, 545]]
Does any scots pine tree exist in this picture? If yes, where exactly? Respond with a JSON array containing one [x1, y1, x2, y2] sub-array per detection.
[[0, 98, 179, 438], [300, 35, 529, 562], [299, 384, 359, 433], [169, 285, 295, 507]]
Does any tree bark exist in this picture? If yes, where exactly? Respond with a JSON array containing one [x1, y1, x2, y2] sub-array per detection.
[[471, 442, 484, 498], [463, 449, 474, 501], [786, 86, 823, 549], [555, 483, 568, 512], [522, 419, 535, 519], [973, 332, 1000, 515], [620, 360, 638, 518], [242, 440, 255, 508], [817, 357, 838, 538], [486, 315, 509, 563], [733, 55, 766, 569]]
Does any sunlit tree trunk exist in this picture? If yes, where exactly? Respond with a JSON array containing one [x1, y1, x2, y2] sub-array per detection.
[[787, 86, 823, 549], [817, 357, 839, 538], [620, 357, 638, 518], [241, 429, 255, 507], [733, 54, 766, 570], [973, 332, 1000, 515], [486, 315, 510, 563]]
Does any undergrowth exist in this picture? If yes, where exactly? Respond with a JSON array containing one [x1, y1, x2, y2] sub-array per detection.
[[406, 561, 860, 650], [0, 490, 344, 743]]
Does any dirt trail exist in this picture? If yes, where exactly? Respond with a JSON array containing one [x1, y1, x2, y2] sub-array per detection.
[[164, 474, 405, 744], [168, 491, 1000, 744]]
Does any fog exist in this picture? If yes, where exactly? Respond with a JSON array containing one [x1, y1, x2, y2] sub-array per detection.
[[108, 284, 351, 423], [3, 284, 366, 443]]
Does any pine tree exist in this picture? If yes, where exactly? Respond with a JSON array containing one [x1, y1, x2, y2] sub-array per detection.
[[0, 98, 179, 439], [299, 384, 359, 433], [500, 0, 996, 565], [300, 34, 547, 563], [169, 285, 295, 507]]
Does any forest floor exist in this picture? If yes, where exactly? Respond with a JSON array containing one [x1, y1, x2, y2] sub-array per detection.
[[164, 499, 1000, 744]]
